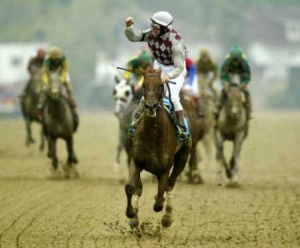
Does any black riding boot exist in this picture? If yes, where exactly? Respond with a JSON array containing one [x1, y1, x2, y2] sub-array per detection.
[[129, 100, 144, 136], [175, 110, 190, 142]]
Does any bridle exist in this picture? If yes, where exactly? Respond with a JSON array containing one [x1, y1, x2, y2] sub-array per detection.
[[143, 73, 164, 117]]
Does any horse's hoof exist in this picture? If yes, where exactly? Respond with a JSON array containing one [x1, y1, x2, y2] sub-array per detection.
[[153, 202, 164, 212], [126, 207, 136, 219], [226, 180, 241, 188], [161, 213, 172, 228], [64, 174, 71, 180], [71, 167, 80, 179], [50, 169, 61, 180], [72, 156, 78, 164], [191, 173, 204, 184], [129, 217, 139, 229], [226, 170, 232, 179]]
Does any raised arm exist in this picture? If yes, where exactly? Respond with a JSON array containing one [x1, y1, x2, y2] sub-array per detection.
[[124, 17, 144, 42]]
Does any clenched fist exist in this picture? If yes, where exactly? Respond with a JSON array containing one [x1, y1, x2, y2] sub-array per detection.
[[125, 17, 134, 27]]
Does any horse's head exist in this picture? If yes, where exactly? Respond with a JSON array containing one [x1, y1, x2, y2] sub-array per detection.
[[113, 76, 133, 116], [225, 83, 244, 119], [48, 72, 63, 101], [141, 67, 164, 117]]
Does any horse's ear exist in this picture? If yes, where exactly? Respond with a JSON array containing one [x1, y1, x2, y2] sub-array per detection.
[[115, 76, 120, 84]]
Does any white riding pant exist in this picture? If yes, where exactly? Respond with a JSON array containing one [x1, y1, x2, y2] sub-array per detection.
[[153, 60, 186, 111]]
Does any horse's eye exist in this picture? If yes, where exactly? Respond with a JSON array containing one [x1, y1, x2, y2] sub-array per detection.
[[113, 89, 116, 96], [125, 90, 130, 97]]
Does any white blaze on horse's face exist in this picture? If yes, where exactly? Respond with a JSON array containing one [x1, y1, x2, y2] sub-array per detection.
[[113, 79, 133, 116]]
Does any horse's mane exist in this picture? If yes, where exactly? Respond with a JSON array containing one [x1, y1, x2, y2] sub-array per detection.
[[142, 68, 162, 79]]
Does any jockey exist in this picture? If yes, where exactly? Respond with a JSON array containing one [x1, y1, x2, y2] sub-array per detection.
[[125, 11, 189, 140], [196, 48, 218, 101], [219, 45, 252, 120], [20, 48, 46, 98], [182, 57, 204, 117], [38, 46, 79, 130], [123, 49, 153, 101]]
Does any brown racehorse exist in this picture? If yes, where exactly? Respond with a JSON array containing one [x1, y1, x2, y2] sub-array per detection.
[[215, 83, 249, 186], [181, 94, 206, 184], [125, 67, 191, 232]]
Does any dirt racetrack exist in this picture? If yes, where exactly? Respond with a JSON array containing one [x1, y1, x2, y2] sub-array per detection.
[[0, 111, 299, 248]]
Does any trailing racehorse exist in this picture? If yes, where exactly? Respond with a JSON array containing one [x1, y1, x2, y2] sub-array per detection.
[[20, 65, 46, 150], [113, 77, 137, 182], [181, 94, 206, 184], [43, 72, 79, 179], [198, 85, 217, 167], [214, 83, 249, 186], [125, 67, 191, 233]]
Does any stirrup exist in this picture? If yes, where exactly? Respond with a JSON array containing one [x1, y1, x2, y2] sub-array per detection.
[[176, 126, 190, 142], [128, 125, 137, 136]]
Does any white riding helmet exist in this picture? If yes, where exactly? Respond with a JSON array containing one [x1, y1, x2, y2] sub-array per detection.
[[150, 11, 173, 27]]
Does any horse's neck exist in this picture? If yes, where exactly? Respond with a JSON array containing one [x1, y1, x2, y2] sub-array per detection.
[[47, 97, 69, 119], [140, 110, 166, 141], [220, 105, 246, 127]]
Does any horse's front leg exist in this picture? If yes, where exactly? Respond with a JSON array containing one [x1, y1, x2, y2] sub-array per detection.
[[125, 161, 142, 228], [39, 125, 45, 152], [229, 132, 245, 185], [66, 135, 78, 164], [215, 130, 229, 181], [188, 143, 203, 184], [65, 136, 79, 179], [114, 132, 123, 173], [162, 145, 190, 227], [154, 171, 169, 213], [49, 136, 59, 176]]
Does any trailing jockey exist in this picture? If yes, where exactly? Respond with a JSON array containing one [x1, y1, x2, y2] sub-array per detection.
[[37, 46, 79, 131], [219, 45, 252, 120]]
